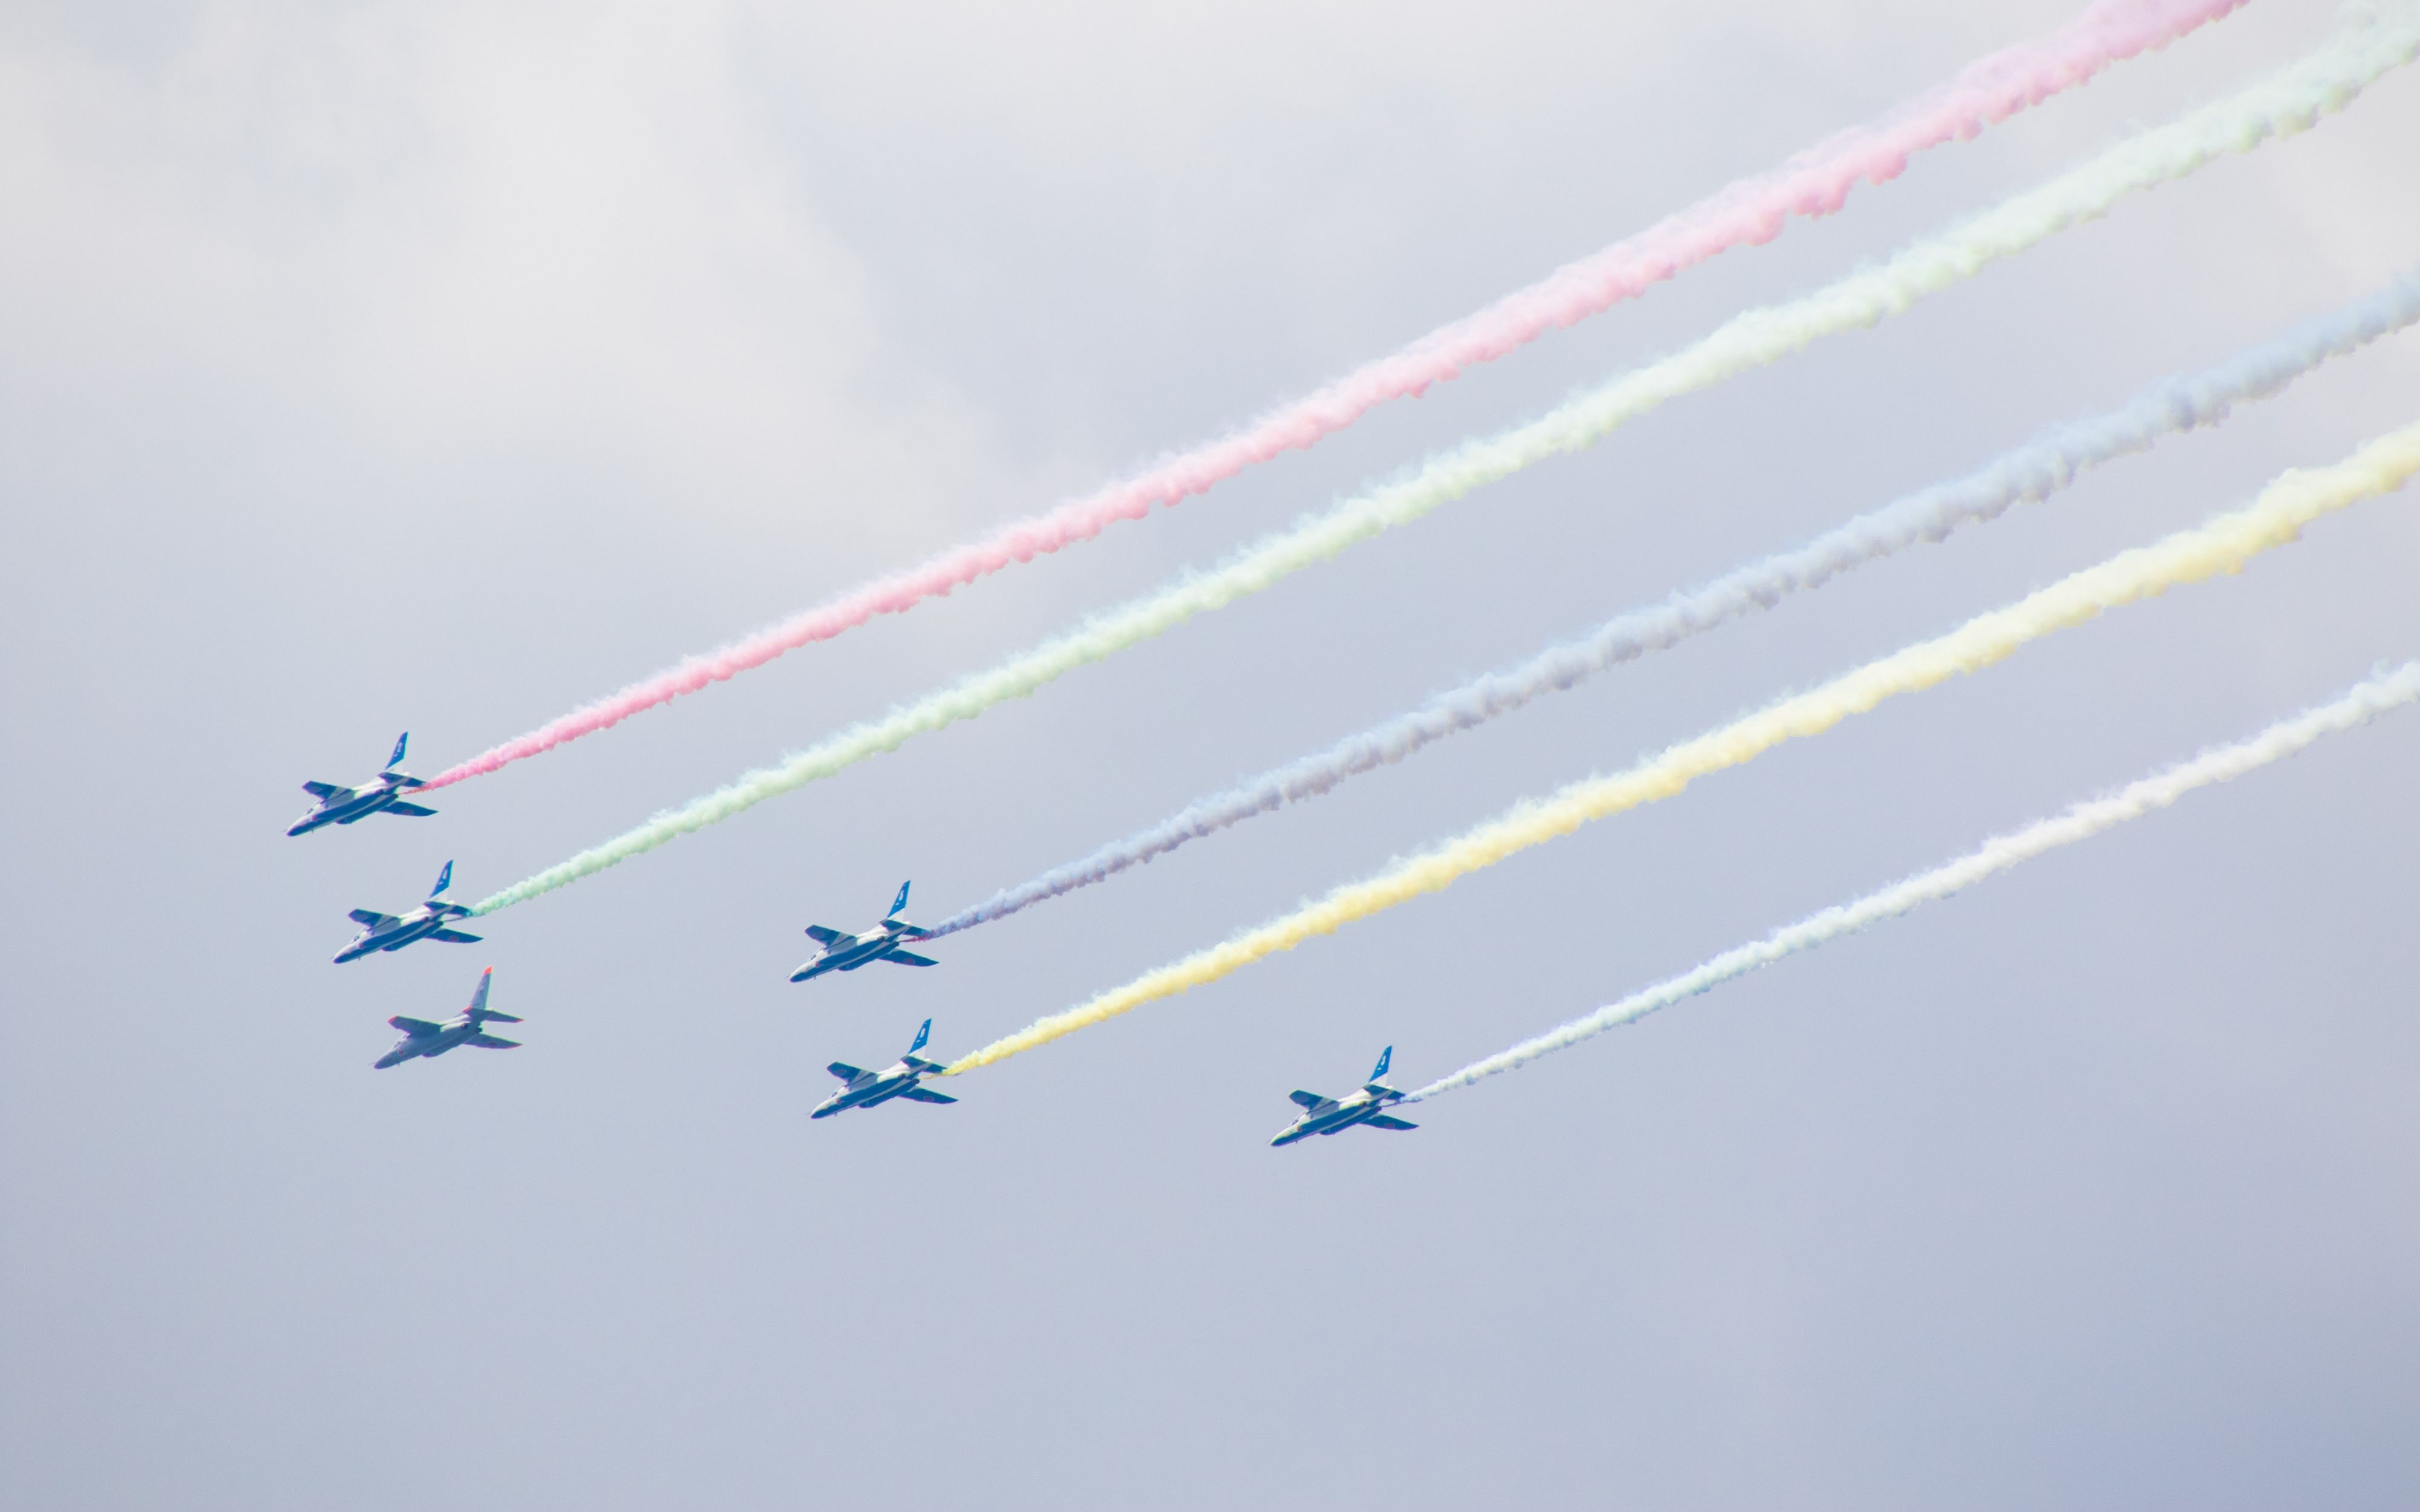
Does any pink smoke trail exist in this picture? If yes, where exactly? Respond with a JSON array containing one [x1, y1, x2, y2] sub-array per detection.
[[423, 0, 2246, 790]]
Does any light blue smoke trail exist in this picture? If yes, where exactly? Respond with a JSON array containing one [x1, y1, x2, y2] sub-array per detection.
[[930, 272, 2420, 937]]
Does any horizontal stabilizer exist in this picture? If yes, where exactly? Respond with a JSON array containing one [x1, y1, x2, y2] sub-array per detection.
[[1287, 1090, 1324, 1109], [465, 1034, 522, 1050], [897, 1085, 957, 1104], [884, 950, 939, 968], [348, 908, 397, 927], [804, 924, 845, 945], [825, 1061, 863, 1081], [302, 780, 344, 799], [385, 801, 437, 817], [1364, 1113, 1418, 1132], [388, 1015, 443, 1035], [426, 928, 483, 944]]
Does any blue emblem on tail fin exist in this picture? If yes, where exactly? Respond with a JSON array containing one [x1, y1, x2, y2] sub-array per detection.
[[888, 881, 912, 917], [1371, 1045, 1392, 1081], [388, 732, 410, 770], [909, 1017, 932, 1055], [431, 859, 454, 898]]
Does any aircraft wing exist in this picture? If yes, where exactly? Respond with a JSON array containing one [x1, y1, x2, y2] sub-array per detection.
[[426, 928, 483, 943], [1364, 1113, 1418, 1131], [388, 1015, 443, 1036], [385, 801, 438, 817], [897, 1086, 957, 1104], [1287, 1090, 1325, 1109], [302, 780, 347, 799], [804, 925, 846, 945], [825, 1061, 863, 1081], [348, 909, 399, 927], [464, 1033, 521, 1049], [883, 950, 939, 968]]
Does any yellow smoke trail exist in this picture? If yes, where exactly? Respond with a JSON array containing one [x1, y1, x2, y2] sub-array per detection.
[[948, 422, 2420, 1074]]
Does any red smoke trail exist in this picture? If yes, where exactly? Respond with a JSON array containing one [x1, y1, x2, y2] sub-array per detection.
[[425, 0, 2246, 790]]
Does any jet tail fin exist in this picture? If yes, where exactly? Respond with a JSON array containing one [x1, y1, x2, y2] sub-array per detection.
[[1370, 1045, 1393, 1082], [888, 880, 912, 917], [430, 859, 454, 898], [908, 1017, 931, 1055], [387, 732, 410, 771]]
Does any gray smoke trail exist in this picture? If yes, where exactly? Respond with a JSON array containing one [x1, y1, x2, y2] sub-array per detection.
[[1405, 659, 2420, 1100], [927, 273, 2420, 937]]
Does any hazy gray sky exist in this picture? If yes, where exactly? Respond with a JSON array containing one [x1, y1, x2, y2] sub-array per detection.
[[4, 2, 2418, 1507]]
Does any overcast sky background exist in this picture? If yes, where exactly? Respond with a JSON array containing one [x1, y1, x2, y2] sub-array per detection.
[[4, 1, 2419, 1507]]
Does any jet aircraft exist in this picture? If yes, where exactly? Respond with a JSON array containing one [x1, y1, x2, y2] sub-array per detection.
[[810, 1018, 957, 1119], [790, 881, 939, 982], [1270, 1046, 1418, 1147], [374, 966, 523, 1069], [334, 859, 483, 963], [289, 732, 436, 836]]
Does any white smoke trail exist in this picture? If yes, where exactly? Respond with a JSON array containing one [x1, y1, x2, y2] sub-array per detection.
[[927, 273, 2420, 936], [1406, 660, 2420, 1100], [471, 11, 2420, 917], [946, 423, 2420, 1074]]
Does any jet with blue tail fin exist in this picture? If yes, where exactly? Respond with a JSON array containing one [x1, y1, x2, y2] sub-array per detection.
[[374, 966, 523, 1069], [810, 1018, 957, 1119], [1270, 1046, 1416, 1147], [790, 881, 939, 983], [289, 732, 436, 836], [334, 859, 482, 963]]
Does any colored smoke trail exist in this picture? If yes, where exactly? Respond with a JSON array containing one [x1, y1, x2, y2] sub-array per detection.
[[945, 423, 2420, 1074], [1405, 660, 2420, 1100], [926, 273, 2420, 937], [422, 0, 2248, 791], [466, 24, 2414, 920]]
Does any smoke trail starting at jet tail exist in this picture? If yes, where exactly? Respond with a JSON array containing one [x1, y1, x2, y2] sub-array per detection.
[[465, 17, 2417, 919], [1405, 659, 2420, 1099], [945, 421, 2420, 1074], [421, 0, 2249, 792], [924, 272, 2420, 937]]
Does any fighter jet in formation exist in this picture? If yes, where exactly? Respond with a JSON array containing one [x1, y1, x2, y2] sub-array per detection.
[[288, 732, 436, 837], [335, 859, 483, 963], [790, 881, 940, 983], [374, 966, 523, 1069], [811, 1018, 957, 1119], [1270, 1046, 1418, 1147]]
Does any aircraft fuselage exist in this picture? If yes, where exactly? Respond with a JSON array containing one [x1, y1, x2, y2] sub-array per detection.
[[335, 904, 476, 963], [376, 1023, 477, 1067], [288, 780, 416, 836], [1272, 1088, 1407, 1146], [810, 1058, 950, 1118]]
